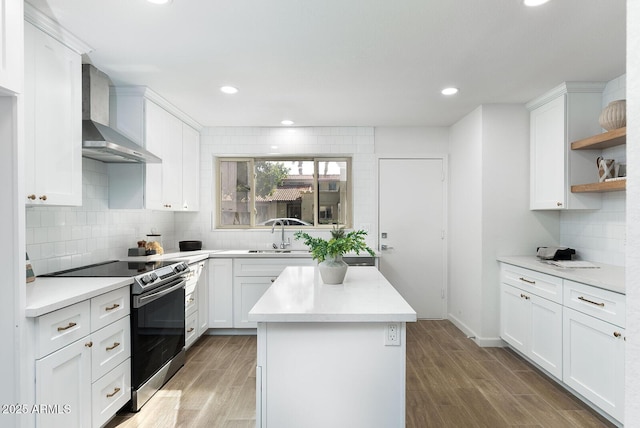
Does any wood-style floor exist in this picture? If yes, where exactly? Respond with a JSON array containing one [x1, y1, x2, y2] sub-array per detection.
[[106, 320, 614, 428]]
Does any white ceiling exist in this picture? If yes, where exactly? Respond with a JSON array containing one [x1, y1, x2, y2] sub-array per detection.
[[27, 0, 626, 127]]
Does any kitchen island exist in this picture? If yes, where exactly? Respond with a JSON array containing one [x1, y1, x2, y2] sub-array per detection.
[[248, 266, 416, 428]]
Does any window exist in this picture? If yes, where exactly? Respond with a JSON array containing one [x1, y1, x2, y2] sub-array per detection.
[[217, 157, 351, 228]]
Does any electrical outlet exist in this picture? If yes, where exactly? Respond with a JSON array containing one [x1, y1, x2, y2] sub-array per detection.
[[384, 323, 400, 346]]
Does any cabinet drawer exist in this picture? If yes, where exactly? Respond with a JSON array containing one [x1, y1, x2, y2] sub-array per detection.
[[185, 312, 198, 348], [92, 358, 131, 428], [36, 300, 91, 358], [91, 316, 131, 381], [234, 258, 313, 277], [501, 264, 563, 303], [91, 286, 130, 331], [185, 282, 197, 316], [564, 280, 625, 328]]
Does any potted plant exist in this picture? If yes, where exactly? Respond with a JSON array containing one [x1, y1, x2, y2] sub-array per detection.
[[294, 226, 375, 284]]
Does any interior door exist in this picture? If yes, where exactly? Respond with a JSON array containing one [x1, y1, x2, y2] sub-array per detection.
[[378, 158, 445, 319]]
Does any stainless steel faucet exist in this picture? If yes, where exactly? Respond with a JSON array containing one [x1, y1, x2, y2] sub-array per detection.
[[271, 219, 291, 249]]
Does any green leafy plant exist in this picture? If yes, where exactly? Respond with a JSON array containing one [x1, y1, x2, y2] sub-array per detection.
[[294, 226, 375, 262]]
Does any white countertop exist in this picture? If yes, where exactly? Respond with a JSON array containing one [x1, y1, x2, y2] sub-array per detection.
[[122, 249, 215, 264], [25, 277, 133, 317], [248, 266, 416, 322], [497, 255, 625, 294]]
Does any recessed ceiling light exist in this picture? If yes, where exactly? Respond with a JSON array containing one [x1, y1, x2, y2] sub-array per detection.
[[523, 0, 550, 6], [281, 120, 294, 126], [220, 86, 238, 94], [441, 87, 459, 96], [147, 0, 172, 4]]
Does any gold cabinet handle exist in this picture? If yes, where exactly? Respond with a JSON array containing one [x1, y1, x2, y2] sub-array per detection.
[[106, 387, 121, 398], [85, 341, 93, 348], [519, 277, 536, 285], [39, 195, 47, 201], [188, 298, 195, 303], [578, 296, 605, 307], [105, 303, 120, 311], [187, 327, 195, 333], [106, 342, 120, 351], [27, 194, 36, 200], [556, 202, 563, 207], [614, 331, 622, 338], [520, 293, 530, 300], [57, 322, 77, 332]]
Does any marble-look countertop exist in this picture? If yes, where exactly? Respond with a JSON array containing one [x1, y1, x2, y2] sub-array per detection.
[[248, 266, 416, 322], [25, 277, 132, 317], [497, 255, 625, 294]]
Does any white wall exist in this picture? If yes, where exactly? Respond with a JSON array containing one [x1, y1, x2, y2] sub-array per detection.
[[25, 158, 176, 275], [448, 107, 484, 338], [625, 1, 639, 424], [374, 127, 449, 154], [560, 75, 627, 266], [448, 104, 561, 343], [175, 127, 377, 249]]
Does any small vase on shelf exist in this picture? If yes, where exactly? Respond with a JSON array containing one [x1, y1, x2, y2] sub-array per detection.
[[599, 99, 626, 131]]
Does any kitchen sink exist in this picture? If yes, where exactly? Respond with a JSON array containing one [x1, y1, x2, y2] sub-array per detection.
[[247, 249, 310, 254]]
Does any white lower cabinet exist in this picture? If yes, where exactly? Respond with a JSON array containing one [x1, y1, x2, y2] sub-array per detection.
[[35, 337, 92, 427], [562, 279, 626, 422], [499, 262, 625, 424], [233, 258, 314, 328], [208, 258, 234, 328], [500, 283, 562, 379], [34, 286, 131, 428], [185, 260, 208, 349]]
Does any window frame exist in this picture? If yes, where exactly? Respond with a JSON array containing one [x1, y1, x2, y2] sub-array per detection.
[[215, 156, 352, 229]]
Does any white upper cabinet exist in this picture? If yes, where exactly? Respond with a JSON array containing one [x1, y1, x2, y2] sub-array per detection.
[[0, 0, 22, 94], [24, 19, 84, 206], [109, 86, 201, 211], [527, 82, 605, 210]]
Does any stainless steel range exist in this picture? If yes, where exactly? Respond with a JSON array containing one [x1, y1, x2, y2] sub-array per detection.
[[41, 260, 190, 411]]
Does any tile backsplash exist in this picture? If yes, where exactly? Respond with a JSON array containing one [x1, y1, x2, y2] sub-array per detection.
[[25, 158, 176, 276]]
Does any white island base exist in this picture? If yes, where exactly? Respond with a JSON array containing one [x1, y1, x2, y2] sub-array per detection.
[[249, 266, 416, 428]]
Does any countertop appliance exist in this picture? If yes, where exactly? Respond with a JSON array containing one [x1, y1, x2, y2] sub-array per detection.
[[41, 260, 190, 411]]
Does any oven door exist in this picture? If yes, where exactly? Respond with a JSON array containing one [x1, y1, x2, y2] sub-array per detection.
[[131, 277, 186, 389]]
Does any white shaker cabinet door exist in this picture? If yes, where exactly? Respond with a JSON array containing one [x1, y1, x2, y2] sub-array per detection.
[[530, 95, 566, 209], [209, 258, 234, 328], [182, 123, 200, 211], [35, 338, 92, 428], [0, 0, 22, 94], [24, 22, 82, 206], [563, 307, 625, 421], [500, 283, 529, 354]]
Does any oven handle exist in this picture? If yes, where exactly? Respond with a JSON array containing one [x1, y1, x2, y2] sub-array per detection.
[[133, 277, 186, 309]]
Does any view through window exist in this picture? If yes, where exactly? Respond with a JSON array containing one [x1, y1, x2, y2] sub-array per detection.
[[218, 158, 351, 228]]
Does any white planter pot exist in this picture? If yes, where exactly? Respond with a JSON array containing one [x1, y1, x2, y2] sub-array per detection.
[[318, 255, 348, 284]]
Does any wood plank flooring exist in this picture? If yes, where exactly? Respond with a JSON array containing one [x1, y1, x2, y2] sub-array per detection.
[[106, 320, 614, 428]]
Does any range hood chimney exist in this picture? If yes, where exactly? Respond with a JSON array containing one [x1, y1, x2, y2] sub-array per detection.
[[82, 64, 161, 163]]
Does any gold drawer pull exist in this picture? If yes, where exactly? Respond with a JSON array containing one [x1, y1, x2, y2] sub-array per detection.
[[57, 322, 77, 332], [105, 303, 120, 311], [27, 194, 36, 200], [578, 296, 605, 307], [106, 387, 121, 398], [188, 298, 195, 303], [187, 327, 195, 333], [39, 195, 47, 201], [85, 341, 93, 348], [613, 331, 622, 338], [520, 293, 530, 300], [106, 342, 120, 351], [518, 277, 536, 285]]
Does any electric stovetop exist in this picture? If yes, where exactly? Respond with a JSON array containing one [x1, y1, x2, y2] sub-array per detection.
[[40, 260, 179, 277]]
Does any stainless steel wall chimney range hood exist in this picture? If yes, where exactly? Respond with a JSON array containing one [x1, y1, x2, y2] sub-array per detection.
[[82, 64, 161, 163]]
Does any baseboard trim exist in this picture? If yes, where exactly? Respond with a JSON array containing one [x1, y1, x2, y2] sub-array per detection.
[[447, 314, 507, 348]]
